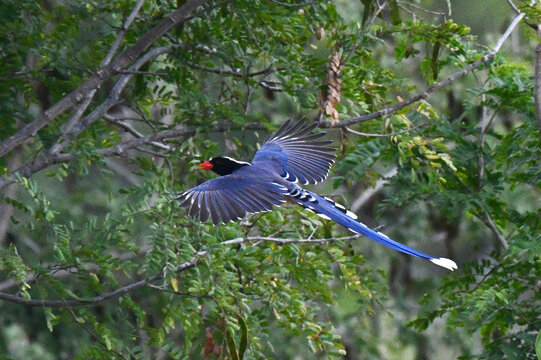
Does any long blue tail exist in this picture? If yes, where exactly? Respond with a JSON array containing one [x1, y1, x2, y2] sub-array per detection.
[[288, 188, 457, 270]]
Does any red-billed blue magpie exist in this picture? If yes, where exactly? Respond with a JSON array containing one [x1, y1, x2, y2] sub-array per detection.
[[178, 119, 457, 270]]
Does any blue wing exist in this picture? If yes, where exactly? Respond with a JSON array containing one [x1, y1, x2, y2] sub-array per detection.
[[178, 173, 288, 225], [288, 188, 458, 270], [252, 119, 336, 185]]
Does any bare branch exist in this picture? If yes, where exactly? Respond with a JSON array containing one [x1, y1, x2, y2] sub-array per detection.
[[185, 61, 277, 78], [222, 234, 361, 246], [116, 70, 168, 76], [0, 0, 212, 158], [58, 0, 146, 138], [477, 100, 500, 191], [259, 81, 283, 92], [397, 1, 445, 16], [506, 0, 537, 29], [475, 212, 509, 251], [104, 114, 172, 151], [321, 11, 526, 129], [344, 123, 428, 137], [506, 0, 521, 14]]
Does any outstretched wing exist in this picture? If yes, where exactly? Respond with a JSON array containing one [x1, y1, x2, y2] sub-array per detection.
[[252, 119, 336, 185], [177, 174, 288, 225]]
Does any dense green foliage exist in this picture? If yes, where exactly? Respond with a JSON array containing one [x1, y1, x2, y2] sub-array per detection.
[[0, 1, 539, 359]]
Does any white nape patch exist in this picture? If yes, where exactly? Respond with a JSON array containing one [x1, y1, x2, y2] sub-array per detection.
[[222, 156, 252, 166], [316, 213, 331, 220], [430, 258, 458, 271], [346, 210, 358, 220]]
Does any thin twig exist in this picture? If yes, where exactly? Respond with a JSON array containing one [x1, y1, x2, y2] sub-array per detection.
[[342, 0, 386, 65], [221, 234, 361, 245], [267, 0, 316, 8], [116, 70, 169, 76], [56, 0, 146, 143], [66, 307, 128, 359], [259, 81, 283, 92], [477, 102, 500, 191], [397, 1, 445, 16], [104, 114, 172, 151], [506, 0, 537, 29], [344, 123, 428, 137], [185, 61, 276, 77], [475, 212, 509, 250]]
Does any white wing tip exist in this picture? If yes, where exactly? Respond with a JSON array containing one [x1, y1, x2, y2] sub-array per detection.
[[430, 257, 458, 271]]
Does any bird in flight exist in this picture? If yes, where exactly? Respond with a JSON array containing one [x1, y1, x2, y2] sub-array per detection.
[[178, 119, 457, 270]]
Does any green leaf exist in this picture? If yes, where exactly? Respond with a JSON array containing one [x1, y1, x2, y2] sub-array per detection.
[[238, 315, 248, 360], [388, 0, 401, 25], [225, 329, 239, 360]]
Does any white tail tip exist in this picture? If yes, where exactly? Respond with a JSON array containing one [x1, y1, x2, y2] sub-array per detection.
[[430, 257, 458, 271]]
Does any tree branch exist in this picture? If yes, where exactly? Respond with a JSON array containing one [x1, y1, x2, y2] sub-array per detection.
[[0, 123, 268, 192], [57, 0, 146, 141], [0, 252, 203, 307], [222, 234, 361, 245], [320, 11, 526, 129], [344, 123, 428, 137], [104, 114, 172, 151], [475, 212, 509, 251], [52, 45, 180, 154], [0, 233, 362, 307], [505, 0, 537, 29], [0, 0, 212, 159], [267, 0, 317, 7], [184, 61, 279, 79]]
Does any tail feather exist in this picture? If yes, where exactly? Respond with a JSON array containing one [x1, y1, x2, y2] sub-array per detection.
[[290, 189, 457, 271]]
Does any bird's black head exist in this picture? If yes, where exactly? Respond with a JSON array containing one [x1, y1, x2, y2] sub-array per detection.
[[199, 156, 250, 176]]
